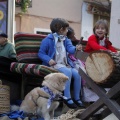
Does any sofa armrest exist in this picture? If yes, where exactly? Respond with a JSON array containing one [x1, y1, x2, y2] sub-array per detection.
[[10, 62, 58, 77]]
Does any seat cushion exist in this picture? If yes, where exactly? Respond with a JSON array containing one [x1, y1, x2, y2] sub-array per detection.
[[10, 62, 58, 77], [14, 33, 47, 63]]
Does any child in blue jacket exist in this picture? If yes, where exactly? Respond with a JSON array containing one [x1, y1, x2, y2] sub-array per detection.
[[38, 18, 84, 108]]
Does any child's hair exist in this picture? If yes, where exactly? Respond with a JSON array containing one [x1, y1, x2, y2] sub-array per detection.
[[67, 27, 74, 38], [50, 18, 69, 33], [93, 19, 109, 37]]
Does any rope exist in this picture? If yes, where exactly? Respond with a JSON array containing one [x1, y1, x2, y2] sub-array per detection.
[[51, 109, 85, 120]]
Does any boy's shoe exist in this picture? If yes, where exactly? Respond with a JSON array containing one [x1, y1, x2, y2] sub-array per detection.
[[73, 99, 85, 108], [63, 98, 77, 109]]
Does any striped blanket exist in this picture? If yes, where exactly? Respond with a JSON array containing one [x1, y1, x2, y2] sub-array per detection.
[[10, 33, 58, 77]]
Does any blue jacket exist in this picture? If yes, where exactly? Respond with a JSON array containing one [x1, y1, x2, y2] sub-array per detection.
[[38, 33, 76, 67]]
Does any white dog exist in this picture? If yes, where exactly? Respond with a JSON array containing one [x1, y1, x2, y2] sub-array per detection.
[[20, 73, 68, 120]]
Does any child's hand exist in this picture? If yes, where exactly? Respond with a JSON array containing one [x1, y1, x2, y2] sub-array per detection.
[[49, 59, 56, 66], [76, 44, 82, 51]]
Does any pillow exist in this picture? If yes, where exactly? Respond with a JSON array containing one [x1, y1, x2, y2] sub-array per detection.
[[14, 33, 46, 63]]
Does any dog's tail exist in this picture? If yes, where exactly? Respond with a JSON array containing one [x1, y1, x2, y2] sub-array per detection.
[[10, 105, 20, 111]]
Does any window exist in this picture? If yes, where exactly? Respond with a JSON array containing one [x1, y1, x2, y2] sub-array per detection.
[[94, 14, 110, 27], [34, 28, 51, 35]]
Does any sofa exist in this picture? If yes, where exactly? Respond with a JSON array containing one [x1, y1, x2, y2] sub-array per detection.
[[10, 33, 58, 99]]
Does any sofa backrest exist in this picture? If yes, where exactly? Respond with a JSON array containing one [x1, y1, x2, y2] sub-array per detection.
[[14, 33, 88, 64], [14, 33, 47, 63]]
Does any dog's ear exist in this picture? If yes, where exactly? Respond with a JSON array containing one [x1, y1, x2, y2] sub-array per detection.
[[53, 73, 68, 82], [61, 74, 69, 82], [44, 73, 53, 80], [44, 73, 68, 83]]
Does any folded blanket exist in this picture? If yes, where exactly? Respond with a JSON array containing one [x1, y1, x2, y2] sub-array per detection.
[[0, 111, 44, 120], [0, 111, 25, 119]]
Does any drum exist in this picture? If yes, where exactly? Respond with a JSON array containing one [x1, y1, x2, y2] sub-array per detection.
[[85, 50, 120, 86]]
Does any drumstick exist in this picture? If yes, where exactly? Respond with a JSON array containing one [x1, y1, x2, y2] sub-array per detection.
[[78, 37, 84, 45], [75, 37, 90, 62], [75, 37, 84, 56]]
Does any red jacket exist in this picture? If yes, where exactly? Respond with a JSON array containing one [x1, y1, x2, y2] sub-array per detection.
[[84, 35, 117, 53]]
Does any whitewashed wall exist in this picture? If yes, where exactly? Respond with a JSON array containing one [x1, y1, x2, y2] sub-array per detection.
[[16, 0, 82, 23], [15, 0, 82, 39], [81, 2, 93, 40], [110, 0, 120, 48]]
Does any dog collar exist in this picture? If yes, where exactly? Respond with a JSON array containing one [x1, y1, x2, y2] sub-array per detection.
[[41, 86, 64, 109]]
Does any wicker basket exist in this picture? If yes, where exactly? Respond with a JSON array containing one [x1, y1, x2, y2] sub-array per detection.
[[0, 81, 10, 114], [0, 80, 2, 85]]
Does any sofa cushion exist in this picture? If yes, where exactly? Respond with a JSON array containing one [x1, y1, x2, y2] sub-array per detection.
[[14, 33, 47, 63], [10, 62, 58, 77]]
